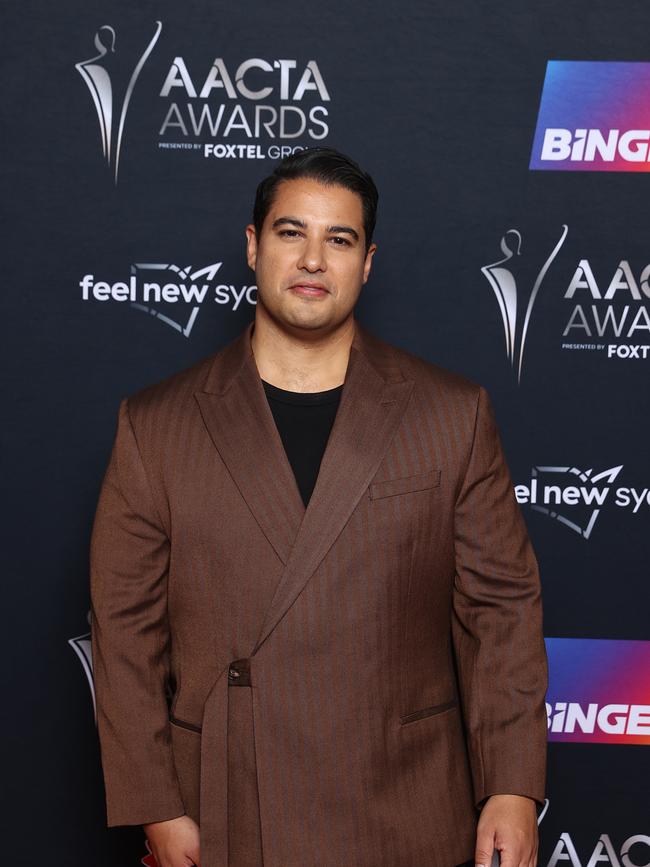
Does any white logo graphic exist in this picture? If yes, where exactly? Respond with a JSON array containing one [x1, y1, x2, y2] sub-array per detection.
[[129, 261, 222, 336], [547, 833, 650, 867], [68, 613, 95, 721], [483, 227, 650, 369], [77, 26, 333, 170], [515, 464, 650, 538], [540, 799, 650, 867], [541, 128, 650, 164], [546, 702, 650, 737], [159, 56, 331, 159], [481, 225, 568, 383], [562, 258, 650, 358], [76, 21, 162, 183], [79, 261, 256, 337]]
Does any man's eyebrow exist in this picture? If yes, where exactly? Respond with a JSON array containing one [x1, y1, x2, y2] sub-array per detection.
[[328, 225, 359, 242], [272, 217, 306, 229], [271, 217, 360, 242]]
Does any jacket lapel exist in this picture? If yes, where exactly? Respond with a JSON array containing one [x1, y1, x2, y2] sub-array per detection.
[[195, 319, 414, 653], [195, 321, 305, 566]]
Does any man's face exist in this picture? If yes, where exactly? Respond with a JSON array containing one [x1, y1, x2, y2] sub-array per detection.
[[246, 177, 376, 336]]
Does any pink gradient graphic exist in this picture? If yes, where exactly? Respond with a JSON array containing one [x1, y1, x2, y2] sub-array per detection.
[[545, 638, 650, 744], [530, 61, 650, 171]]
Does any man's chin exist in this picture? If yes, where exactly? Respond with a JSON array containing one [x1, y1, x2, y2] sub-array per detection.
[[280, 312, 344, 338]]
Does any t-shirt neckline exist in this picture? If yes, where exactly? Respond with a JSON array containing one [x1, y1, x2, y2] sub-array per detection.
[[261, 378, 344, 406]]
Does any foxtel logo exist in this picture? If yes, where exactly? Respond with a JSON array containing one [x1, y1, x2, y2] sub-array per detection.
[[546, 702, 650, 738]]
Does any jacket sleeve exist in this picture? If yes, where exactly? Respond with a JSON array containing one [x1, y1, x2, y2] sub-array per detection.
[[90, 397, 185, 827], [451, 385, 548, 809]]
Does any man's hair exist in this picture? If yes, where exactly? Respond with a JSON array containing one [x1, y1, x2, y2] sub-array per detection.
[[252, 147, 379, 251]]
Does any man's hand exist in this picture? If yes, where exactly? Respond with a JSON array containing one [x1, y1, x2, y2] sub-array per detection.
[[474, 794, 538, 867], [143, 815, 201, 867]]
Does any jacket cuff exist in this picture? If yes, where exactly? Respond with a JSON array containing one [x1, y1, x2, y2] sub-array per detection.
[[106, 798, 186, 828]]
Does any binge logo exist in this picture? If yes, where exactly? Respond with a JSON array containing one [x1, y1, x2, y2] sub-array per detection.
[[545, 638, 650, 744], [530, 61, 650, 172]]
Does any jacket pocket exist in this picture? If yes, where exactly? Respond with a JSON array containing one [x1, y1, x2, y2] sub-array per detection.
[[399, 699, 457, 726], [369, 468, 441, 500], [169, 714, 202, 734]]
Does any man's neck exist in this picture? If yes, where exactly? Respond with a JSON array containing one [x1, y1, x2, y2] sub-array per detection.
[[250, 315, 354, 393]]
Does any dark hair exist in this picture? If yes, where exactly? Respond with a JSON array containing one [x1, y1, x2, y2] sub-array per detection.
[[252, 147, 379, 251]]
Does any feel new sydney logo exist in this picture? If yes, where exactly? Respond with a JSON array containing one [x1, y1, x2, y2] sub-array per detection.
[[514, 465, 650, 539], [78, 262, 257, 338]]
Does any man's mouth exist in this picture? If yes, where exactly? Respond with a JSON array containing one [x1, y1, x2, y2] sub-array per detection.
[[288, 282, 329, 296]]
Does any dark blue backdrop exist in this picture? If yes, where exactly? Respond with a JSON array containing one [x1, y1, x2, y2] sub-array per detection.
[[2, 1, 648, 864]]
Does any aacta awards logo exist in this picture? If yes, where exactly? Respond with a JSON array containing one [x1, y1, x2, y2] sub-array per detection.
[[481, 226, 650, 379], [533, 800, 636, 867], [547, 832, 650, 867], [541, 800, 650, 867], [76, 20, 333, 180], [76, 22, 162, 184]]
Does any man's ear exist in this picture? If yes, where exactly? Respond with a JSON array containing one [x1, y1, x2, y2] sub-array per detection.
[[362, 242, 377, 284], [245, 224, 258, 271]]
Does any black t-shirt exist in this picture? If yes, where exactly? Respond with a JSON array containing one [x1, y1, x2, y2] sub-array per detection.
[[261, 379, 344, 508]]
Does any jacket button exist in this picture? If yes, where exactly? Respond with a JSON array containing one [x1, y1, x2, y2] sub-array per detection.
[[227, 658, 251, 686]]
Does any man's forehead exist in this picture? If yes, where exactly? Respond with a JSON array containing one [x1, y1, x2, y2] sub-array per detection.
[[267, 178, 364, 224]]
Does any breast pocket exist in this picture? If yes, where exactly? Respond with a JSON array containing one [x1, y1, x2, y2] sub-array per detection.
[[369, 468, 441, 500]]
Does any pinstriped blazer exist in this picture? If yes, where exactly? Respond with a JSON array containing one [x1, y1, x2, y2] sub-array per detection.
[[89, 317, 548, 867]]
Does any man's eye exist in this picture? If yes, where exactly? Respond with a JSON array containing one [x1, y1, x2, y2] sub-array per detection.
[[330, 236, 351, 246], [279, 229, 301, 238]]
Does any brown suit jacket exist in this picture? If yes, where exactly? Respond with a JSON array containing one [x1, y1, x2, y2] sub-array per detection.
[[90, 318, 548, 867]]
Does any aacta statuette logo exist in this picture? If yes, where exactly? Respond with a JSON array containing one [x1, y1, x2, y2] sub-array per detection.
[[75, 21, 162, 184], [68, 611, 95, 722], [481, 225, 568, 383]]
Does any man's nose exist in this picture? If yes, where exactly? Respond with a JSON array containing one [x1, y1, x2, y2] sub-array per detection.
[[297, 237, 326, 272]]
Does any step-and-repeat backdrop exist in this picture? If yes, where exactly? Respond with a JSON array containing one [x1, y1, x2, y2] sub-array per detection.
[[3, 1, 648, 864]]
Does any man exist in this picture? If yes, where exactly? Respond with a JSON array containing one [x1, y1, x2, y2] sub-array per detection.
[[90, 147, 548, 867]]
